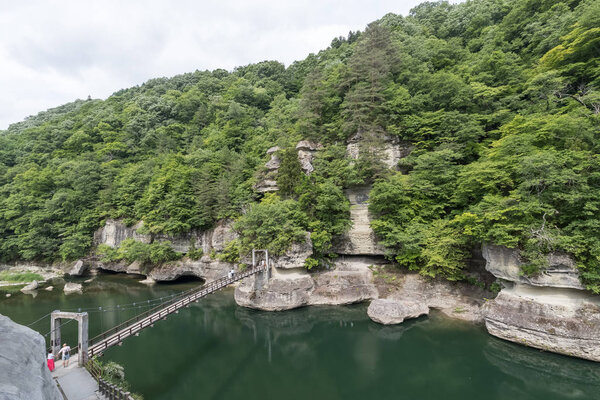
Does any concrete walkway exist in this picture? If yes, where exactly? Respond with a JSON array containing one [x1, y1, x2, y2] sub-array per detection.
[[51, 360, 101, 400]]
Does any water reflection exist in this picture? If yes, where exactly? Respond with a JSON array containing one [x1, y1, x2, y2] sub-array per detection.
[[3, 275, 600, 400], [484, 337, 600, 399]]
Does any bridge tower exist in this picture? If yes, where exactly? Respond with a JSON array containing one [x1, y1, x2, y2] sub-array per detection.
[[50, 311, 89, 366], [251, 249, 271, 290]]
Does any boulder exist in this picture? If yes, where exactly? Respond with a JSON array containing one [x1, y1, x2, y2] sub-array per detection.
[[125, 261, 143, 275], [482, 244, 584, 290], [366, 272, 488, 325], [310, 260, 378, 305], [483, 284, 600, 362], [265, 153, 281, 170], [63, 282, 82, 294], [139, 277, 156, 285], [45, 286, 53, 291], [0, 314, 62, 400], [5, 294, 10, 298], [20, 280, 38, 293], [367, 299, 429, 325], [68, 260, 86, 276], [235, 268, 314, 311], [266, 146, 281, 155]]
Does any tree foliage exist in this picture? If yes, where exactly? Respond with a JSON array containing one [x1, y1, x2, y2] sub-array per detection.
[[0, 0, 599, 290]]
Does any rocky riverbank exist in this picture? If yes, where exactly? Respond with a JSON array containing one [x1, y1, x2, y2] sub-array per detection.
[[481, 244, 600, 362]]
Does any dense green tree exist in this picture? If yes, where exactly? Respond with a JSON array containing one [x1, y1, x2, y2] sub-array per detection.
[[0, 0, 599, 292]]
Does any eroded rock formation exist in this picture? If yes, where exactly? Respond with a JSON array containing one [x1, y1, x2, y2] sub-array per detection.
[[93, 220, 237, 282], [235, 256, 379, 311], [481, 244, 600, 362]]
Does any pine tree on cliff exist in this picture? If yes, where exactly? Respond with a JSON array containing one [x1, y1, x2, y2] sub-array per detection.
[[341, 22, 400, 179]]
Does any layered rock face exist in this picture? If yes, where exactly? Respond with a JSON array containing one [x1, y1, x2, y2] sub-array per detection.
[[93, 219, 235, 255], [235, 256, 379, 311], [0, 314, 62, 400], [367, 273, 489, 324], [93, 220, 237, 282], [482, 244, 600, 362], [254, 146, 281, 193], [332, 186, 385, 256], [93, 220, 150, 248], [346, 132, 413, 169]]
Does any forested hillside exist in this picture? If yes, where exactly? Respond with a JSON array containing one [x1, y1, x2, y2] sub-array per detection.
[[1, 0, 599, 291]]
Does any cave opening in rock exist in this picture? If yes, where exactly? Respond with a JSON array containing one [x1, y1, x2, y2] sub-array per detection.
[[159, 275, 205, 284]]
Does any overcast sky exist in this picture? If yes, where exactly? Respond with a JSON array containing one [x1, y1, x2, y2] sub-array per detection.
[[0, 0, 458, 130]]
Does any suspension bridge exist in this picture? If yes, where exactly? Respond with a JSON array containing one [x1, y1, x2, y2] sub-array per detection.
[[37, 250, 271, 399]]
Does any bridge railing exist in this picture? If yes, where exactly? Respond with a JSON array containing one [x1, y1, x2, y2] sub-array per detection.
[[88, 265, 266, 351], [85, 358, 134, 400]]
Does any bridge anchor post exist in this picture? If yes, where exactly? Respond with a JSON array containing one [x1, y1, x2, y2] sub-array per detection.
[[50, 311, 89, 366]]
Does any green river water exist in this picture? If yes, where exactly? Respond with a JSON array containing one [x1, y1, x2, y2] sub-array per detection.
[[1, 273, 599, 400]]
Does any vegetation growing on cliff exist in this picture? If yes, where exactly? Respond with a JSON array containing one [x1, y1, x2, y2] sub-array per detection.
[[0, 0, 598, 289]]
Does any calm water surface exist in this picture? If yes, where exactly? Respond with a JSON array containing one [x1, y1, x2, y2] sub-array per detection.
[[1, 273, 599, 400]]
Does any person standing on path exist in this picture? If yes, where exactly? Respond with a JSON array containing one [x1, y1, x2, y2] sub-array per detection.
[[57, 343, 71, 368], [47, 352, 55, 372]]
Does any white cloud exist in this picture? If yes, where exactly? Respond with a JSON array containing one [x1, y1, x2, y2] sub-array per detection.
[[0, 0, 457, 129]]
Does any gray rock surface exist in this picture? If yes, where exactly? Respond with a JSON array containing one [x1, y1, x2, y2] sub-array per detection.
[[346, 133, 412, 169], [20, 280, 39, 292], [295, 140, 322, 175], [367, 299, 430, 324], [235, 260, 378, 311], [235, 268, 314, 311], [148, 257, 231, 282], [310, 259, 378, 305], [93, 220, 150, 248], [94, 219, 237, 255], [482, 244, 600, 362], [0, 314, 62, 400], [331, 186, 385, 256], [369, 273, 488, 324], [63, 282, 82, 294], [483, 284, 600, 362], [68, 260, 87, 276], [482, 244, 584, 290]]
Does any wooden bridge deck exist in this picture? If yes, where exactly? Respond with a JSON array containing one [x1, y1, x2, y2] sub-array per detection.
[[88, 265, 266, 358]]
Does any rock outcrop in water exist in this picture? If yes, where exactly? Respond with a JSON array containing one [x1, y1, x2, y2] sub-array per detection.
[[0, 314, 62, 400], [482, 244, 600, 362], [367, 273, 488, 324], [235, 256, 379, 311]]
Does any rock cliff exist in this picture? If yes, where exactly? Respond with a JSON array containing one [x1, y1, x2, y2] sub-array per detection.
[[0, 314, 62, 400], [93, 220, 237, 282], [481, 244, 600, 362]]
